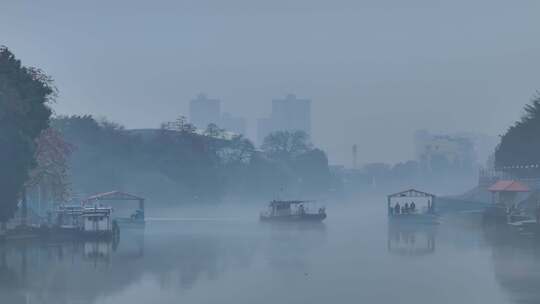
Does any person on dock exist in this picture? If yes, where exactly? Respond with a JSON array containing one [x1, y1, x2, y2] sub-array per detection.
[[410, 202, 416, 213], [394, 203, 400, 215]]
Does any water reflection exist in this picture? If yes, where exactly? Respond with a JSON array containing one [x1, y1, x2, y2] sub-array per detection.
[[481, 222, 540, 304], [0, 243, 26, 304], [387, 224, 436, 257], [262, 222, 326, 273], [0, 219, 331, 304], [0, 232, 145, 304], [9, 205, 540, 304]]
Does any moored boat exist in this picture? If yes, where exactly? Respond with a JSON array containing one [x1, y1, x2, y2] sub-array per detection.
[[39, 204, 119, 240], [387, 189, 440, 225], [83, 191, 146, 229], [260, 200, 326, 222], [81, 206, 119, 238]]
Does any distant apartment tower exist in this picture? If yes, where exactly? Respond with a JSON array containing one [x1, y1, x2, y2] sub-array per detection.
[[257, 94, 312, 144], [189, 93, 246, 135], [189, 93, 221, 129], [414, 130, 475, 172]]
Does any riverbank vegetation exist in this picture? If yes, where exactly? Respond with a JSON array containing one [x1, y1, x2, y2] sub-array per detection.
[[0, 47, 340, 227], [51, 115, 338, 204], [0, 47, 54, 229], [495, 94, 540, 177]]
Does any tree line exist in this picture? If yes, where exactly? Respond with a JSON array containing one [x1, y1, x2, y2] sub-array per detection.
[[51, 115, 337, 204], [495, 94, 540, 177], [0, 47, 56, 229], [0, 46, 339, 227]]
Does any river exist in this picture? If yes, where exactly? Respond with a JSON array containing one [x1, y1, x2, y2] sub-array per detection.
[[0, 199, 538, 304]]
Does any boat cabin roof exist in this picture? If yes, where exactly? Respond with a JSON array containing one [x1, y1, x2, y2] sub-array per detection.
[[56, 205, 83, 212], [82, 207, 113, 217], [269, 200, 313, 207], [388, 189, 436, 199], [83, 191, 145, 203], [55, 205, 84, 216]]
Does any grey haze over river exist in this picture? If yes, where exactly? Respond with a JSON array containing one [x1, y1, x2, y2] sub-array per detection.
[[1, 199, 538, 304]]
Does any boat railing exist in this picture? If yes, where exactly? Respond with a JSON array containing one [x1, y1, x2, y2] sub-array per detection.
[[389, 207, 434, 217], [261, 207, 326, 217], [294, 205, 326, 216]]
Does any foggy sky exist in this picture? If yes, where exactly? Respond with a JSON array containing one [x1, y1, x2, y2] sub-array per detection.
[[2, 0, 540, 165]]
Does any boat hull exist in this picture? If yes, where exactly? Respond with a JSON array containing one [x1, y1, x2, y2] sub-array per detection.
[[260, 213, 326, 222], [37, 226, 119, 241]]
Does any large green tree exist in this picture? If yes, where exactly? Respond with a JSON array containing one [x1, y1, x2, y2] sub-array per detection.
[[261, 130, 334, 195], [261, 130, 312, 162], [0, 47, 54, 228], [495, 94, 540, 177]]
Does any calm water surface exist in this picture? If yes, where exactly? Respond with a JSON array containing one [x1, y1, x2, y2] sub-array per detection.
[[1, 200, 539, 304]]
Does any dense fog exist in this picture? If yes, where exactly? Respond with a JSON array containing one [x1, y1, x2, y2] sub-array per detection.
[[2, 1, 540, 304]]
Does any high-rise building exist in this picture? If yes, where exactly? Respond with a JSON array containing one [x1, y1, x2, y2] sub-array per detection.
[[189, 93, 247, 136], [257, 94, 311, 144], [414, 130, 476, 172], [189, 93, 221, 130]]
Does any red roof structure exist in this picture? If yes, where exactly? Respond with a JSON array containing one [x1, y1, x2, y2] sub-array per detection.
[[488, 180, 530, 192]]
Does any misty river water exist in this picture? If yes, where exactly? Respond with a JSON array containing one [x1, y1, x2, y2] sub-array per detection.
[[1, 198, 539, 304]]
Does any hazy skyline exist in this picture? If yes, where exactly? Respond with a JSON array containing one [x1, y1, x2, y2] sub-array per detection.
[[2, 0, 540, 165]]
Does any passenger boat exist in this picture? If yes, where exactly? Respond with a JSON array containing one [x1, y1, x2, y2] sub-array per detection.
[[54, 204, 84, 231], [260, 200, 326, 222], [81, 206, 119, 238], [387, 189, 440, 225], [83, 191, 146, 229], [44, 204, 119, 239]]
